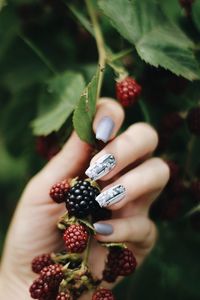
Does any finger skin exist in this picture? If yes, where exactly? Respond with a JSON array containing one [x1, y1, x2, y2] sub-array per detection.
[[95, 216, 157, 248], [90, 123, 159, 181], [98, 157, 170, 210]]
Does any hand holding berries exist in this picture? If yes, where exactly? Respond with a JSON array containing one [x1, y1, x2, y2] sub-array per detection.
[[0, 99, 169, 300]]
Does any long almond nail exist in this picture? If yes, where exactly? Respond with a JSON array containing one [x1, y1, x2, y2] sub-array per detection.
[[95, 185, 126, 207], [85, 154, 116, 181]]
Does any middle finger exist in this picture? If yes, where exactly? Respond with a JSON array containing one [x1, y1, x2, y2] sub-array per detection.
[[86, 123, 158, 181]]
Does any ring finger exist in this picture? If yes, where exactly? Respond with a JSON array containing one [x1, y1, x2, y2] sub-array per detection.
[[94, 157, 170, 210]]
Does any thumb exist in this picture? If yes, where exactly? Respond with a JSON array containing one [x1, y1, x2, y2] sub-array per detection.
[[30, 132, 93, 191]]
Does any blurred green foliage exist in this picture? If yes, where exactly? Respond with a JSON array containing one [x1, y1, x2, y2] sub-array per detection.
[[0, 0, 200, 299]]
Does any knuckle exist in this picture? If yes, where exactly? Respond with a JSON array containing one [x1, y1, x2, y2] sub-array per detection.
[[99, 98, 125, 118], [127, 123, 159, 150], [144, 221, 158, 250], [152, 157, 170, 184]]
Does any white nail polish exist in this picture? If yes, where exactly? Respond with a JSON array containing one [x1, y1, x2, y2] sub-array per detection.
[[95, 185, 126, 207], [96, 116, 115, 143], [85, 154, 116, 181]]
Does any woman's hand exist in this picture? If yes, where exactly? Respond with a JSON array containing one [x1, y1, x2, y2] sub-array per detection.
[[0, 98, 169, 299]]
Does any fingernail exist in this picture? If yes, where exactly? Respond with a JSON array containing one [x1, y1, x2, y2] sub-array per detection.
[[95, 184, 126, 207], [93, 223, 113, 235], [96, 116, 115, 143], [85, 154, 116, 181]]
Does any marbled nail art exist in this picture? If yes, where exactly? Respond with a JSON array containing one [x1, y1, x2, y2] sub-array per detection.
[[95, 184, 126, 207], [85, 154, 116, 181]]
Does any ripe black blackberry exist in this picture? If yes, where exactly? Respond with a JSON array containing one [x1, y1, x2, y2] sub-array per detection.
[[32, 254, 53, 274], [65, 179, 100, 218], [102, 269, 117, 283], [92, 207, 112, 223]]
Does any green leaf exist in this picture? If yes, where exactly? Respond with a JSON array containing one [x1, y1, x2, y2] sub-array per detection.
[[0, 0, 6, 11], [32, 71, 85, 136], [73, 68, 100, 144], [192, 0, 200, 33], [99, 0, 200, 80]]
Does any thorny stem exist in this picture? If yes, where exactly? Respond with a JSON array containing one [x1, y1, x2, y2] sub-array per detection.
[[85, 0, 106, 99]]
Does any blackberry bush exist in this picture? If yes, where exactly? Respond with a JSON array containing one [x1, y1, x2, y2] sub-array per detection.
[[1, 0, 200, 299]]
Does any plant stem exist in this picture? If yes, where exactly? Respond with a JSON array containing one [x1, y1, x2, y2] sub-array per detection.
[[185, 135, 196, 179], [83, 234, 92, 265], [85, 0, 106, 99], [20, 34, 58, 75]]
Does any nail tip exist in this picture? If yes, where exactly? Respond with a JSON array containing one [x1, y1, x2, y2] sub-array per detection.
[[93, 222, 113, 235], [95, 116, 115, 143]]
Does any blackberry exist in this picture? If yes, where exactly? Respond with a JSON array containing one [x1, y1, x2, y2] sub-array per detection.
[[32, 254, 53, 274], [63, 224, 89, 253], [30, 277, 56, 299], [40, 264, 64, 289], [102, 269, 117, 283], [92, 207, 112, 223], [56, 291, 72, 300], [116, 77, 142, 107], [65, 180, 100, 218], [105, 247, 137, 278], [92, 288, 115, 300], [50, 180, 70, 203], [36, 134, 60, 160]]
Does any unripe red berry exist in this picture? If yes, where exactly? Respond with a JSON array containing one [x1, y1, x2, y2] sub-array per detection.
[[63, 224, 89, 253], [32, 254, 53, 274], [50, 180, 70, 203], [116, 77, 142, 107], [92, 288, 115, 300], [56, 291, 72, 300]]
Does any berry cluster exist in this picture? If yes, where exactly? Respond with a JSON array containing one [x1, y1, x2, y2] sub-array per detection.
[[30, 178, 137, 299]]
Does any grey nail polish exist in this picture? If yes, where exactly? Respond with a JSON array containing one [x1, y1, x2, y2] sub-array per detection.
[[95, 184, 126, 207], [85, 154, 116, 181], [94, 223, 113, 235], [96, 116, 115, 143]]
